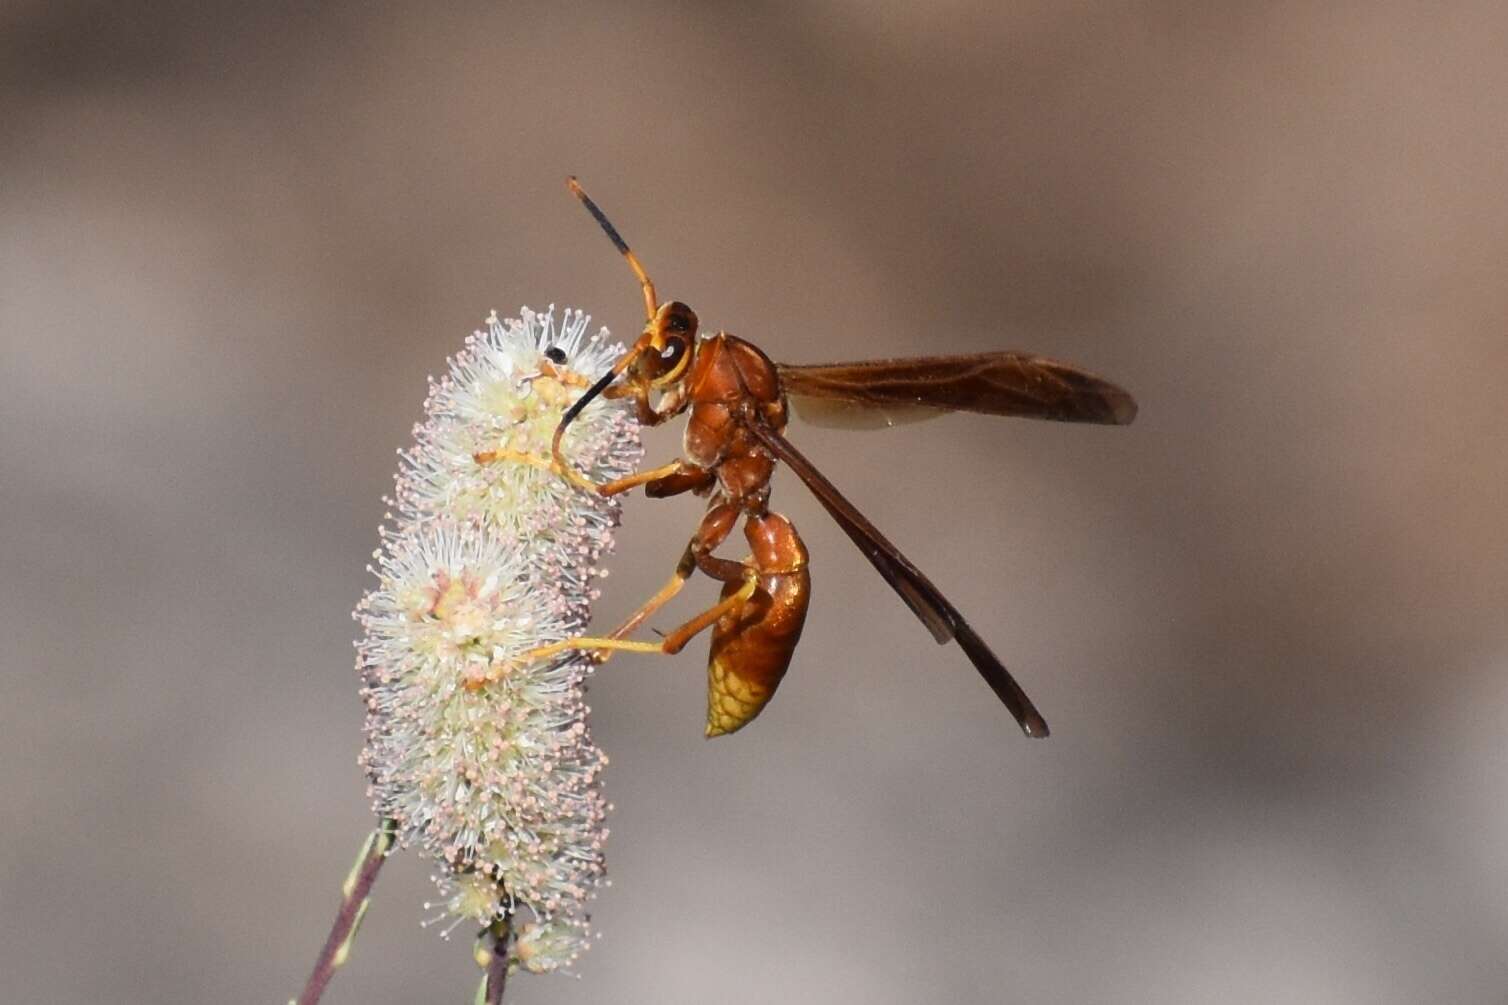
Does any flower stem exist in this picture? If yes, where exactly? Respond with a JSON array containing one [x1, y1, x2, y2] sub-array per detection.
[[474, 915, 512, 1005], [295, 821, 396, 1005]]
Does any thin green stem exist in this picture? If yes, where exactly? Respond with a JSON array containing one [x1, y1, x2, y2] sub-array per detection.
[[294, 821, 396, 1005]]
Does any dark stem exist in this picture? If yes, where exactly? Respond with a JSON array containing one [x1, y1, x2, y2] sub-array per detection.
[[483, 915, 512, 1004], [296, 822, 395, 1005]]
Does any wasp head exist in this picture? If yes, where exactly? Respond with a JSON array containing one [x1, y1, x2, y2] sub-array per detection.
[[619, 300, 699, 395]]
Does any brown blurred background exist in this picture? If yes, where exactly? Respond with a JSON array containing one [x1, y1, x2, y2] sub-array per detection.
[[4, 2, 1508, 1002]]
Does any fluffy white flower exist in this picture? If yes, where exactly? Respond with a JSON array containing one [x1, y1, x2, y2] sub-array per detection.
[[356, 306, 640, 974], [395, 306, 639, 590]]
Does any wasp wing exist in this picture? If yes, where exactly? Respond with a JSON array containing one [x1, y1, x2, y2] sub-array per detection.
[[777, 352, 1137, 426], [748, 419, 1049, 737], [787, 396, 946, 430]]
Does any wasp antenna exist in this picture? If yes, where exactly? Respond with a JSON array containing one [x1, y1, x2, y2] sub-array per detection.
[[550, 345, 643, 481], [557, 365, 621, 439], [567, 176, 659, 320]]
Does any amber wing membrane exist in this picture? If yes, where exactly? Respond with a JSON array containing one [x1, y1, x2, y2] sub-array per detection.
[[747, 419, 1049, 738], [787, 396, 945, 430], [776, 352, 1137, 425]]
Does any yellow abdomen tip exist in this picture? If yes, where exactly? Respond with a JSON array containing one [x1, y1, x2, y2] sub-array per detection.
[[704, 657, 774, 738]]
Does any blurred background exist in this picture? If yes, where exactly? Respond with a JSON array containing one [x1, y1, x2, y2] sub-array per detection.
[[4, 2, 1508, 1002]]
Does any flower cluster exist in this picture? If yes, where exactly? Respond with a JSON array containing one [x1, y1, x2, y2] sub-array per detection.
[[356, 306, 641, 974]]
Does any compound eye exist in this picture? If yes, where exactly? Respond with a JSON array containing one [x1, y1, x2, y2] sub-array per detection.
[[659, 335, 687, 368], [544, 346, 568, 364]]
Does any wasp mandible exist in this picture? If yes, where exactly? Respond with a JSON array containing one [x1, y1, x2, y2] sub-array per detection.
[[477, 178, 1137, 738]]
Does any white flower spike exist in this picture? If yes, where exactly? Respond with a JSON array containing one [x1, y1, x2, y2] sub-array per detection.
[[356, 306, 641, 976]]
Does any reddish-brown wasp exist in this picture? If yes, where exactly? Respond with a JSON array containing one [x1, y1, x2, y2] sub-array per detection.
[[478, 178, 1136, 738]]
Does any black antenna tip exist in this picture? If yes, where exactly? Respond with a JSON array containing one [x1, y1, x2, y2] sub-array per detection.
[[566, 176, 632, 257]]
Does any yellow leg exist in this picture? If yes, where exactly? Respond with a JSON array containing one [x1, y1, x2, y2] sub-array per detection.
[[532, 572, 756, 660], [657, 570, 758, 653], [471, 447, 556, 472], [578, 501, 737, 663], [471, 572, 758, 689], [594, 460, 698, 497], [587, 545, 698, 665], [470, 447, 692, 499]]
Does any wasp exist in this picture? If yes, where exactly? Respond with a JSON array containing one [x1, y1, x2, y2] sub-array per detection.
[[477, 178, 1137, 738]]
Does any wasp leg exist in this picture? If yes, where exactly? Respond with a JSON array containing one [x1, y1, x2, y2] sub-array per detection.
[[585, 502, 737, 665], [594, 459, 705, 497], [604, 383, 687, 429], [587, 544, 698, 666], [470, 448, 702, 499], [497, 570, 760, 672], [645, 463, 716, 498], [470, 447, 558, 471], [459, 504, 747, 694]]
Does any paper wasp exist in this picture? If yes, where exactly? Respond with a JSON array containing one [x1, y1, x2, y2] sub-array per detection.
[[477, 178, 1137, 737]]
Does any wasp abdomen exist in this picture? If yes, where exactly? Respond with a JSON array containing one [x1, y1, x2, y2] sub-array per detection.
[[704, 512, 812, 737], [705, 568, 811, 737]]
